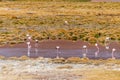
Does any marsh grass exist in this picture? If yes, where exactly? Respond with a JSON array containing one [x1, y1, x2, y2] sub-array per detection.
[[0, 1, 120, 44], [18, 55, 30, 60]]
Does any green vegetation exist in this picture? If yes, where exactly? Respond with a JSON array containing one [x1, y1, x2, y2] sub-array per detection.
[[0, 1, 120, 45]]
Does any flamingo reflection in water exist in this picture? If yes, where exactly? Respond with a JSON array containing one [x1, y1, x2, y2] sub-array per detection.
[[35, 39, 39, 56]]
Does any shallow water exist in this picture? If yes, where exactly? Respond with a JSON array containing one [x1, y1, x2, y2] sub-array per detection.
[[0, 48, 120, 59]]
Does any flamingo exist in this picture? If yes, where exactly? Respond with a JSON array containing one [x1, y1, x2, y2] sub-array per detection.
[[26, 34, 31, 41], [26, 34, 32, 57], [112, 48, 116, 59], [82, 45, 87, 58], [64, 21, 69, 25], [56, 46, 60, 59], [105, 37, 110, 50], [95, 43, 99, 58], [27, 41, 31, 57]]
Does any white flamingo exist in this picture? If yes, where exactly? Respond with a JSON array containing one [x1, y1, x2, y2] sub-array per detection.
[[105, 37, 110, 50], [26, 34, 32, 57], [26, 34, 31, 41], [112, 48, 116, 59], [27, 41, 31, 57], [26, 34, 29, 37], [56, 46, 60, 59], [82, 45, 87, 58], [95, 43, 99, 58], [64, 21, 69, 25]]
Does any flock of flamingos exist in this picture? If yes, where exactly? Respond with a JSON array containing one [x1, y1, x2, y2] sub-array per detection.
[[26, 34, 117, 59]]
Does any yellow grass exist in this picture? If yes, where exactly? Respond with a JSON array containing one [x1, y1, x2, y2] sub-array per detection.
[[0, 1, 120, 44]]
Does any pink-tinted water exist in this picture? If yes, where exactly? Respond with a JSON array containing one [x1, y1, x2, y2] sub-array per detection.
[[0, 40, 120, 59]]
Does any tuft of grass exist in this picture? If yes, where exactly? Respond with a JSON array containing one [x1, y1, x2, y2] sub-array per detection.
[[18, 55, 30, 60], [0, 55, 5, 60], [50, 58, 65, 63], [66, 57, 81, 63]]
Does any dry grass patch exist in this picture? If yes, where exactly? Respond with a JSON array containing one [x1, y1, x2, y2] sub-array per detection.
[[50, 57, 65, 63], [66, 57, 90, 63], [66, 57, 81, 63], [57, 65, 73, 69], [0, 55, 5, 60], [0, 1, 120, 44], [8, 56, 18, 60], [18, 55, 30, 60]]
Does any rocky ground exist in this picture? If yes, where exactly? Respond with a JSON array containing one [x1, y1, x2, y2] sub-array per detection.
[[0, 58, 120, 80]]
